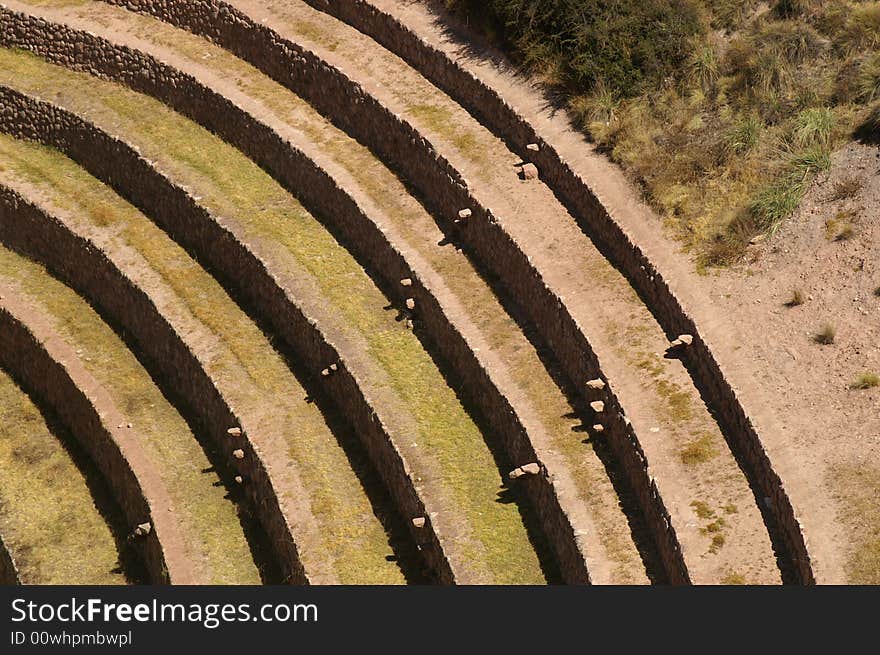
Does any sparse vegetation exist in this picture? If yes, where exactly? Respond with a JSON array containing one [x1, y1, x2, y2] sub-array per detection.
[[852, 373, 880, 389], [826, 176, 864, 202], [815, 323, 837, 344], [785, 289, 805, 307], [680, 433, 718, 465], [825, 209, 858, 240], [450, 0, 879, 266], [721, 571, 747, 584], [691, 500, 715, 520], [835, 222, 855, 241]]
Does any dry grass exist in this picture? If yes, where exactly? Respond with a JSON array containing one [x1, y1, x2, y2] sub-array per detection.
[[814, 323, 837, 344], [0, 364, 123, 584], [784, 289, 805, 307], [0, 48, 546, 582], [679, 433, 718, 465], [852, 373, 879, 389], [825, 176, 864, 201], [831, 462, 880, 584], [721, 571, 747, 584]]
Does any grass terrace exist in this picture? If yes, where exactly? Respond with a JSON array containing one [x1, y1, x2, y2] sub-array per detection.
[[0, 359, 125, 584], [0, 48, 545, 583], [0, 134, 405, 584]]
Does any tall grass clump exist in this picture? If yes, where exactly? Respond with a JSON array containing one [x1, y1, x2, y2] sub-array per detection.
[[449, 1, 880, 266]]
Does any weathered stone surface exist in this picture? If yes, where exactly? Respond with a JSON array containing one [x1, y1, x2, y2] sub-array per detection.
[[519, 162, 538, 180]]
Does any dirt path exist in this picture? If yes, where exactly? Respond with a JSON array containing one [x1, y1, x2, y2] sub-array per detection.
[[0, 152, 407, 584], [9, 0, 654, 583], [330, 0, 871, 583], [0, 281, 196, 584], [211, 0, 778, 583]]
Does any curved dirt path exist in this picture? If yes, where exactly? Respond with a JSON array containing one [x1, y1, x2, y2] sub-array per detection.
[[4, 0, 652, 583], [329, 0, 840, 583], [0, 281, 194, 583], [180, 0, 780, 584]]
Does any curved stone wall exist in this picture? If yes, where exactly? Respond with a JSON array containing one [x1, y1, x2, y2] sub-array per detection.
[[0, 296, 171, 583], [294, 0, 815, 583], [60, 0, 694, 583], [0, 182, 307, 585]]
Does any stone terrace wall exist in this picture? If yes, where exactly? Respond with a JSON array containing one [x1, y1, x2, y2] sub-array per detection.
[[299, 0, 814, 583], [92, 0, 690, 582], [0, 176, 306, 585], [0, 83, 455, 583], [0, 8, 591, 582], [0, 530, 20, 584], [0, 287, 168, 583]]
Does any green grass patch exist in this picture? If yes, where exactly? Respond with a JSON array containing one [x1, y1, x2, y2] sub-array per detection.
[[0, 366, 123, 584], [0, 48, 545, 582], [679, 433, 718, 465]]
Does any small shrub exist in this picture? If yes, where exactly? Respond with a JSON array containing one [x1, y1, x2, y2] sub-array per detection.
[[791, 145, 833, 176], [815, 323, 836, 344], [570, 82, 618, 128], [874, 286, 880, 297], [750, 179, 803, 232], [826, 176, 864, 202], [687, 42, 721, 91], [785, 289, 805, 307], [723, 503, 739, 514], [709, 533, 726, 553], [852, 373, 880, 389], [690, 500, 715, 519], [835, 223, 855, 241], [824, 209, 857, 239], [857, 54, 880, 102]]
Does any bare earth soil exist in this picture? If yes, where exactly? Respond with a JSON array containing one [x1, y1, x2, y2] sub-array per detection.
[[372, 0, 879, 583]]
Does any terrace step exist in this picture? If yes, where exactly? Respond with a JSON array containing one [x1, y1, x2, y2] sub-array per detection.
[[0, 1, 652, 583], [0, 317, 126, 584], [0, 282, 196, 583], [0, 157, 409, 585]]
